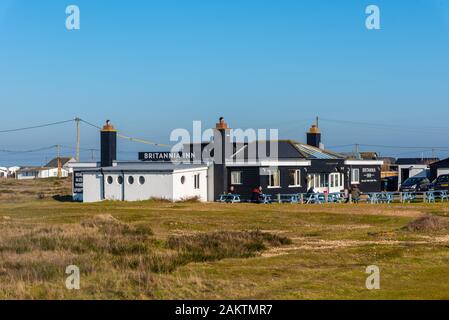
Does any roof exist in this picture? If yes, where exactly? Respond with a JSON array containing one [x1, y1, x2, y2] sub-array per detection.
[[183, 140, 344, 161], [234, 140, 344, 160], [80, 163, 208, 173], [45, 157, 75, 168], [395, 158, 439, 165], [18, 167, 54, 173]]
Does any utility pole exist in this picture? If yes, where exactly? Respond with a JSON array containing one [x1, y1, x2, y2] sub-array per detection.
[[75, 117, 81, 162], [316, 116, 319, 128], [89, 149, 96, 161], [56, 144, 62, 178], [355, 144, 360, 157]]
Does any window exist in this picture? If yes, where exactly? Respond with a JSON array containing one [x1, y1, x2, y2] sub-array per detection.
[[139, 176, 145, 185], [107, 176, 113, 184], [194, 174, 200, 189], [180, 176, 186, 184], [117, 176, 124, 185], [128, 176, 134, 185], [288, 170, 301, 187], [351, 168, 360, 184], [330, 174, 335, 188], [231, 171, 242, 185], [268, 170, 280, 188]]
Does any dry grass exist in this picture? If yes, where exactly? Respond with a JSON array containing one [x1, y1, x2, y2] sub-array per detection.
[[1, 178, 449, 299]]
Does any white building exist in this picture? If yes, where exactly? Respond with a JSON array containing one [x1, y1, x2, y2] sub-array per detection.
[[17, 167, 70, 180], [396, 158, 439, 188], [0, 167, 7, 178], [77, 163, 208, 203]]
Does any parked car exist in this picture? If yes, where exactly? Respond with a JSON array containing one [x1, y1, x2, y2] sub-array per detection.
[[432, 174, 449, 191], [399, 177, 431, 192]]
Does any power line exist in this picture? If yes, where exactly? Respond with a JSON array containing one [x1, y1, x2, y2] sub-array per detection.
[[0, 145, 57, 154], [0, 119, 75, 134], [319, 117, 449, 135], [79, 119, 171, 148]]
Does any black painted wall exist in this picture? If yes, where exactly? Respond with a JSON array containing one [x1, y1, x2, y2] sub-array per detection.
[[430, 158, 449, 181], [346, 165, 382, 193], [227, 166, 307, 199]]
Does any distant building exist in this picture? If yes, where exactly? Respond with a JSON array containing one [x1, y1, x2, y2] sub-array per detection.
[[17, 167, 69, 180], [45, 157, 76, 173], [16, 157, 75, 180], [429, 158, 449, 181], [396, 158, 439, 187], [0, 167, 7, 178]]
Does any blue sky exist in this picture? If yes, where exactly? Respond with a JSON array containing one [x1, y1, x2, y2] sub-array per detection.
[[0, 0, 449, 165]]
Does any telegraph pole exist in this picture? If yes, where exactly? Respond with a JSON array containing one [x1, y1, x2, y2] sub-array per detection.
[[89, 149, 96, 161], [56, 144, 62, 178], [75, 117, 81, 162]]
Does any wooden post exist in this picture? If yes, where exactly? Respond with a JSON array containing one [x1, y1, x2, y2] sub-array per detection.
[[349, 194, 352, 204], [399, 192, 403, 203], [75, 117, 81, 162], [300, 194, 304, 204], [57, 145, 62, 178], [277, 194, 281, 204]]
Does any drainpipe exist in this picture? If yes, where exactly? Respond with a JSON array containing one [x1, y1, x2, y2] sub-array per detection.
[[121, 170, 125, 201], [100, 168, 105, 200]]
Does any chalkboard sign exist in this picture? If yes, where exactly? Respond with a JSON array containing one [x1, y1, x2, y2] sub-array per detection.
[[73, 171, 83, 201]]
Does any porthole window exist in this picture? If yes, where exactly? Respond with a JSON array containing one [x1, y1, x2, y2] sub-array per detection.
[[107, 176, 113, 184], [181, 176, 186, 184], [117, 176, 124, 185], [128, 176, 134, 185], [139, 176, 145, 185]]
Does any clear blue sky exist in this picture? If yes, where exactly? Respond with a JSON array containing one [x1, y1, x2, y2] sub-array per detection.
[[1, 0, 449, 165]]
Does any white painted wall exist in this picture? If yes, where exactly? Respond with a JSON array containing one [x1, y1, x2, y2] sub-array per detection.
[[81, 167, 209, 203], [207, 165, 215, 201], [103, 173, 124, 201], [83, 174, 103, 203], [437, 168, 449, 177], [123, 172, 173, 201], [172, 168, 208, 202]]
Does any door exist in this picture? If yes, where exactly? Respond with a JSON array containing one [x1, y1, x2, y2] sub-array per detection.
[[401, 168, 410, 184]]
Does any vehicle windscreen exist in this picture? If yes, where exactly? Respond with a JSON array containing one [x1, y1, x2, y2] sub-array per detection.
[[437, 175, 449, 183], [403, 178, 423, 185]]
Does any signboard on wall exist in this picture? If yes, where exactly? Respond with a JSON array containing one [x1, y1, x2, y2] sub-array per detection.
[[138, 152, 196, 162], [360, 167, 379, 183], [73, 171, 83, 201]]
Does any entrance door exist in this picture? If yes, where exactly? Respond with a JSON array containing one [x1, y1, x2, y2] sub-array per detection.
[[401, 168, 410, 184]]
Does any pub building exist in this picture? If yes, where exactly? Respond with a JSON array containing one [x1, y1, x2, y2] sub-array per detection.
[[73, 118, 383, 203]]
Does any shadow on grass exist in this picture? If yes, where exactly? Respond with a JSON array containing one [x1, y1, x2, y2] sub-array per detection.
[[52, 195, 74, 202]]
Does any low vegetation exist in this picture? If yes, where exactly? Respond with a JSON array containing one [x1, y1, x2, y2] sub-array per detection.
[[0, 178, 449, 299]]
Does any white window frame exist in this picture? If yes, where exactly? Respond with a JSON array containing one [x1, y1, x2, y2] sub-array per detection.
[[351, 168, 360, 184], [230, 171, 242, 185], [288, 169, 301, 187], [268, 169, 281, 188]]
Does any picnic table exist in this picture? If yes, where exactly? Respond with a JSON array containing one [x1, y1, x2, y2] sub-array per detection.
[[217, 194, 241, 203], [278, 194, 299, 204], [401, 192, 416, 203], [306, 193, 325, 204]]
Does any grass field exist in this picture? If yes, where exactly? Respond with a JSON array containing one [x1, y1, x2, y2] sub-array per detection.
[[1, 178, 449, 300]]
